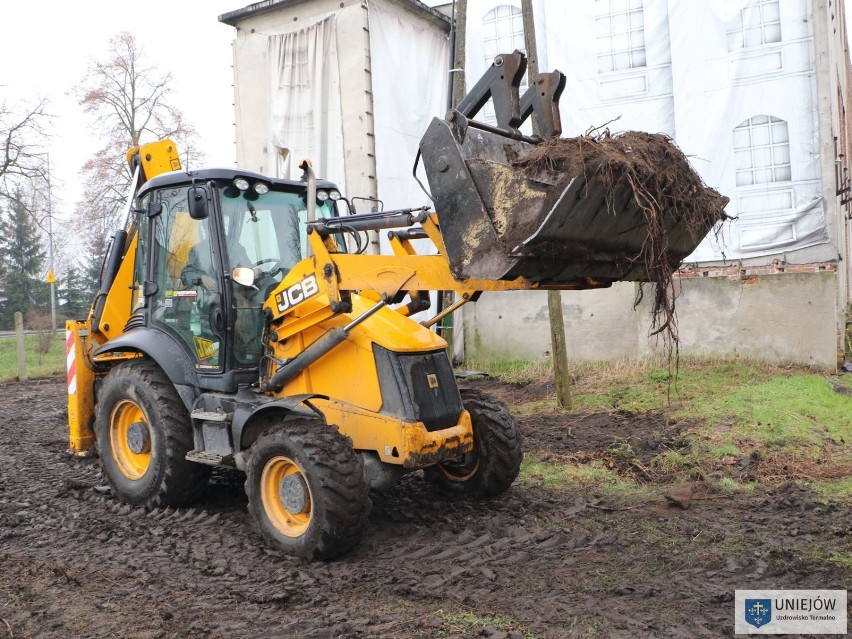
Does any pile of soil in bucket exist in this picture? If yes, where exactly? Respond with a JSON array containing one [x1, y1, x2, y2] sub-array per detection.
[[513, 130, 730, 348]]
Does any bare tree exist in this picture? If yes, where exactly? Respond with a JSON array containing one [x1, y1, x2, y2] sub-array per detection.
[[75, 32, 200, 239], [0, 98, 50, 215]]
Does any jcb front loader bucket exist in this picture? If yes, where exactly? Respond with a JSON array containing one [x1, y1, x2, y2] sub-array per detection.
[[419, 52, 726, 285], [420, 116, 723, 285]]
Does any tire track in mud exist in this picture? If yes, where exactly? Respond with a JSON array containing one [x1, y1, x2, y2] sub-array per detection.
[[0, 383, 601, 639], [0, 380, 656, 638]]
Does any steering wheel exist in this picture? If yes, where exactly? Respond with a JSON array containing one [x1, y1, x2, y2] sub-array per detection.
[[252, 258, 283, 279]]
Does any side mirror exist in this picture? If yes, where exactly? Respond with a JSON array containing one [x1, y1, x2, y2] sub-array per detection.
[[187, 186, 209, 220]]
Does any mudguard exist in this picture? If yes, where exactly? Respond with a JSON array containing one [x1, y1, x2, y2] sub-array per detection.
[[93, 328, 200, 409], [232, 392, 329, 451]]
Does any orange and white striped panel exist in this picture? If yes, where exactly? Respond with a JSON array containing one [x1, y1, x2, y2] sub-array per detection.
[[66, 329, 77, 395]]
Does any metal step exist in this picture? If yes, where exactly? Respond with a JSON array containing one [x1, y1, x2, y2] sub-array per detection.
[[185, 450, 235, 467], [190, 410, 233, 422]]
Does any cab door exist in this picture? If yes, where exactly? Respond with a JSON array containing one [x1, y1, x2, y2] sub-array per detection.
[[150, 186, 225, 371]]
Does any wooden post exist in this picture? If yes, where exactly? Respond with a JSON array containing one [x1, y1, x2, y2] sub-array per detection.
[[547, 290, 571, 408], [14, 311, 26, 382], [521, 0, 572, 408]]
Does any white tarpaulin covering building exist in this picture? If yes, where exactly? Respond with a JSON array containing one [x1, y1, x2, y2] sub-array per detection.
[[452, 0, 850, 368], [221, 0, 448, 232], [544, 0, 830, 261]]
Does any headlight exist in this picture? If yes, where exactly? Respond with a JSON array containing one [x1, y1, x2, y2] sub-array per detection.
[[329, 190, 341, 201], [233, 178, 250, 191], [316, 190, 329, 202], [254, 182, 269, 195]]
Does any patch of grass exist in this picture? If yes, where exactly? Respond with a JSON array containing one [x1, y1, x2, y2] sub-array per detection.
[[512, 398, 558, 417], [578, 571, 619, 592], [652, 449, 702, 476], [0, 333, 65, 382], [715, 476, 747, 493], [626, 518, 694, 554], [574, 615, 612, 638], [811, 477, 852, 504], [646, 369, 671, 383], [833, 374, 852, 391], [794, 540, 852, 572], [436, 609, 512, 629], [712, 443, 742, 458], [518, 457, 636, 491], [569, 356, 794, 414], [688, 375, 852, 454], [476, 356, 850, 490], [434, 609, 531, 636], [827, 551, 852, 571], [462, 358, 552, 386]]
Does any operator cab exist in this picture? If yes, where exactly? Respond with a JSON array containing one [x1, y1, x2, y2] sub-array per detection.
[[132, 168, 341, 387]]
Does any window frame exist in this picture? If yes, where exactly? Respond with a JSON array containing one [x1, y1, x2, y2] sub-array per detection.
[[595, 0, 647, 74], [733, 115, 792, 187], [481, 4, 527, 125], [726, 0, 782, 52]]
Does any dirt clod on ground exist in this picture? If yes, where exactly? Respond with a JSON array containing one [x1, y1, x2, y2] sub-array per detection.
[[0, 378, 849, 639], [514, 131, 729, 349], [663, 483, 696, 510]]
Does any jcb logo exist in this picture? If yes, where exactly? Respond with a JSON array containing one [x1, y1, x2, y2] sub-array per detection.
[[276, 275, 320, 313]]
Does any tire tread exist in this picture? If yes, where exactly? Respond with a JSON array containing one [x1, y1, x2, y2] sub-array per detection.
[[245, 419, 370, 560], [95, 360, 210, 509]]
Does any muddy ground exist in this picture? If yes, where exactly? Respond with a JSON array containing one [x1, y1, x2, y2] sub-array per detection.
[[0, 377, 849, 639]]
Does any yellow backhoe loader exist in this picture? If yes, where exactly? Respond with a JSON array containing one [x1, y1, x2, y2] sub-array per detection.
[[66, 52, 726, 559]]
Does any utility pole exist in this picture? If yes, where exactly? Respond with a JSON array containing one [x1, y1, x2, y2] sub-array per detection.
[[440, 0, 467, 363], [38, 152, 57, 332], [450, 0, 467, 109], [521, 0, 572, 409]]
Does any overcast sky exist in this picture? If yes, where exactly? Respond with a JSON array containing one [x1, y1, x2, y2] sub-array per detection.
[[1, 0, 239, 236]]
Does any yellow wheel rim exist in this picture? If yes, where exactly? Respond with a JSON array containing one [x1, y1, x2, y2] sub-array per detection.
[[109, 399, 152, 480], [437, 446, 480, 482], [260, 456, 313, 538]]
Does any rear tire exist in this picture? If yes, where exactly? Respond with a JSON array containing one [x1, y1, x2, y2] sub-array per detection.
[[95, 360, 210, 508], [245, 419, 370, 560], [425, 389, 523, 496]]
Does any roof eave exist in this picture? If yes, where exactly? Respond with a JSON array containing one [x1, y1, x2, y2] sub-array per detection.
[[219, 0, 451, 31]]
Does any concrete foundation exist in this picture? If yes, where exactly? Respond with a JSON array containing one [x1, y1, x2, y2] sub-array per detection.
[[463, 271, 840, 369]]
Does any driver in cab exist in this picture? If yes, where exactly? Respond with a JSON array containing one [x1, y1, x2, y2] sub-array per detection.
[[182, 215, 266, 363]]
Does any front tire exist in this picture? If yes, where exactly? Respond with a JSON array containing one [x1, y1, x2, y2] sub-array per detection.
[[95, 360, 210, 508], [245, 419, 370, 560], [425, 389, 523, 496]]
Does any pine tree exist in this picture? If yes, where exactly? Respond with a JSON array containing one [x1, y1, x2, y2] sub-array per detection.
[[83, 233, 108, 299], [0, 192, 49, 329], [58, 265, 92, 321]]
